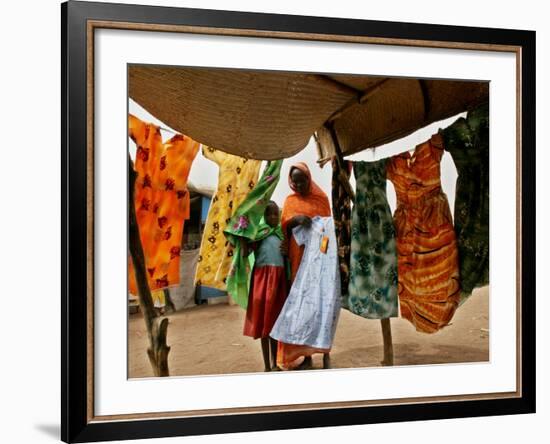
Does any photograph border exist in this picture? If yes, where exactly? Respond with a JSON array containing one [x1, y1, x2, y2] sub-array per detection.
[[62, 1, 536, 442]]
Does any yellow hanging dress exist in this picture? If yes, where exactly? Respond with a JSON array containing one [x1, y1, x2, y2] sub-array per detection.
[[194, 146, 261, 290]]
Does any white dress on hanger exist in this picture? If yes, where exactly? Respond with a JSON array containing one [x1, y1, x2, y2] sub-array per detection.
[[270, 216, 341, 349]]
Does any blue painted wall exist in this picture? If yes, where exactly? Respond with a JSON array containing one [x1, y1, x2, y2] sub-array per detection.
[[201, 196, 211, 223]]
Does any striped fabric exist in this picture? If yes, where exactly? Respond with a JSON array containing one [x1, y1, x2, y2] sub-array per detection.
[[387, 134, 460, 333]]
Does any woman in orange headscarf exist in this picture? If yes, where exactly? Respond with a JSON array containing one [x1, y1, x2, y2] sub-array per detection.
[[277, 162, 332, 370]]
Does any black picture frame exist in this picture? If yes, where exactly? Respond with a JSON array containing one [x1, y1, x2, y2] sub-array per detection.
[[62, 1, 536, 442]]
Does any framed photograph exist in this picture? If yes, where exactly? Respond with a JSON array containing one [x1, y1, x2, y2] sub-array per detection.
[[62, 0, 535, 442]]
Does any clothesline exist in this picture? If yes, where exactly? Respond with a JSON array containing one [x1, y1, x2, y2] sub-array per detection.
[[316, 110, 469, 168], [158, 125, 178, 134], [316, 137, 435, 168]]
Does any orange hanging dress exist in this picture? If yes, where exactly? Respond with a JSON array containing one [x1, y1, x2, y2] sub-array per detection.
[[386, 134, 460, 333], [128, 114, 200, 295]]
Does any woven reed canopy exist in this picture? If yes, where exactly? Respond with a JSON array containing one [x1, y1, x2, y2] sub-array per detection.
[[129, 66, 488, 160]]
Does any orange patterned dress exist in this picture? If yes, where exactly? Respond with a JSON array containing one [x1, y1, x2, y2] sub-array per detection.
[[128, 114, 200, 294], [387, 134, 460, 333]]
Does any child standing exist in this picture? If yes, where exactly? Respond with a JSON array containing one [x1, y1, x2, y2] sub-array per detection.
[[242, 202, 288, 371], [223, 160, 285, 371]]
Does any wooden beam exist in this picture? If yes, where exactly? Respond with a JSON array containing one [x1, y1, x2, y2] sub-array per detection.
[[418, 79, 430, 120], [325, 122, 356, 203], [326, 78, 390, 124], [312, 74, 364, 97]]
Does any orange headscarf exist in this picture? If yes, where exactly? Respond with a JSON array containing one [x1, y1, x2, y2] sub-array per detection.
[[277, 162, 332, 369], [281, 162, 331, 282]]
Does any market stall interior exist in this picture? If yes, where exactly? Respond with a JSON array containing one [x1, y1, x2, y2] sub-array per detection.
[[127, 65, 489, 377]]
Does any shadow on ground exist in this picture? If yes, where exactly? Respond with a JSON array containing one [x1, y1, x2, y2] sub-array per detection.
[[129, 287, 489, 377]]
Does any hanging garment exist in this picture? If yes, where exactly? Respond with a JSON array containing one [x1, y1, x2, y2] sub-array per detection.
[[347, 159, 398, 319], [440, 104, 489, 300], [331, 158, 353, 302], [128, 114, 200, 293], [194, 147, 261, 290], [151, 290, 166, 308], [387, 134, 460, 333], [270, 216, 341, 369], [223, 160, 284, 308], [168, 248, 200, 311]]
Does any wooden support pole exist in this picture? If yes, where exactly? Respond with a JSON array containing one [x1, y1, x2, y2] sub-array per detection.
[[325, 123, 394, 367], [128, 155, 171, 377], [380, 318, 394, 366]]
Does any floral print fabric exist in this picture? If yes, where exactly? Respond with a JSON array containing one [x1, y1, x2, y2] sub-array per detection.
[[440, 103, 489, 299], [331, 158, 353, 300], [347, 159, 398, 319], [194, 147, 261, 290], [223, 160, 284, 308], [128, 114, 200, 293]]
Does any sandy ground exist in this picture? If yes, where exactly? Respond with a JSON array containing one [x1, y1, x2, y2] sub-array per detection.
[[128, 286, 489, 378]]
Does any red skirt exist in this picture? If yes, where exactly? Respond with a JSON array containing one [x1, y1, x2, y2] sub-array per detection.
[[243, 265, 288, 339]]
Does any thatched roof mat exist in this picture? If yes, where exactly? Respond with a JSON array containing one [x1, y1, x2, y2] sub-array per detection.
[[129, 65, 488, 160]]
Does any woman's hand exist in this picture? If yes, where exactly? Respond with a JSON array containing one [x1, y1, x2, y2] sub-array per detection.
[[286, 215, 312, 240], [295, 215, 312, 228]]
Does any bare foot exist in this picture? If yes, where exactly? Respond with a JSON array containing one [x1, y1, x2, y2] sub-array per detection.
[[380, 358, 394, 366], [295, 356, 313, 370], [271, 366, 281, 371], [264, 367, 271, 372]]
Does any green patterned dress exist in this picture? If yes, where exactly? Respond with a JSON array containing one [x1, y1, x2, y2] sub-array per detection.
[[223, 160, 283, 309], [347, 159, 398, 319], [440, 103, 489, 300]]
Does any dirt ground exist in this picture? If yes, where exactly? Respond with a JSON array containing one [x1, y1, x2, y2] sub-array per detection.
[[128, 286, 489, 378]]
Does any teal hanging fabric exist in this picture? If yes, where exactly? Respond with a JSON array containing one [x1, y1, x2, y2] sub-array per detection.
[[347, 159, 398, 319], [440, 103, 489, 302]]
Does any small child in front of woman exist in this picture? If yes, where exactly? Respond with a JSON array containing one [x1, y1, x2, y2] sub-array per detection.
[[242, 201, 288, 371]]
